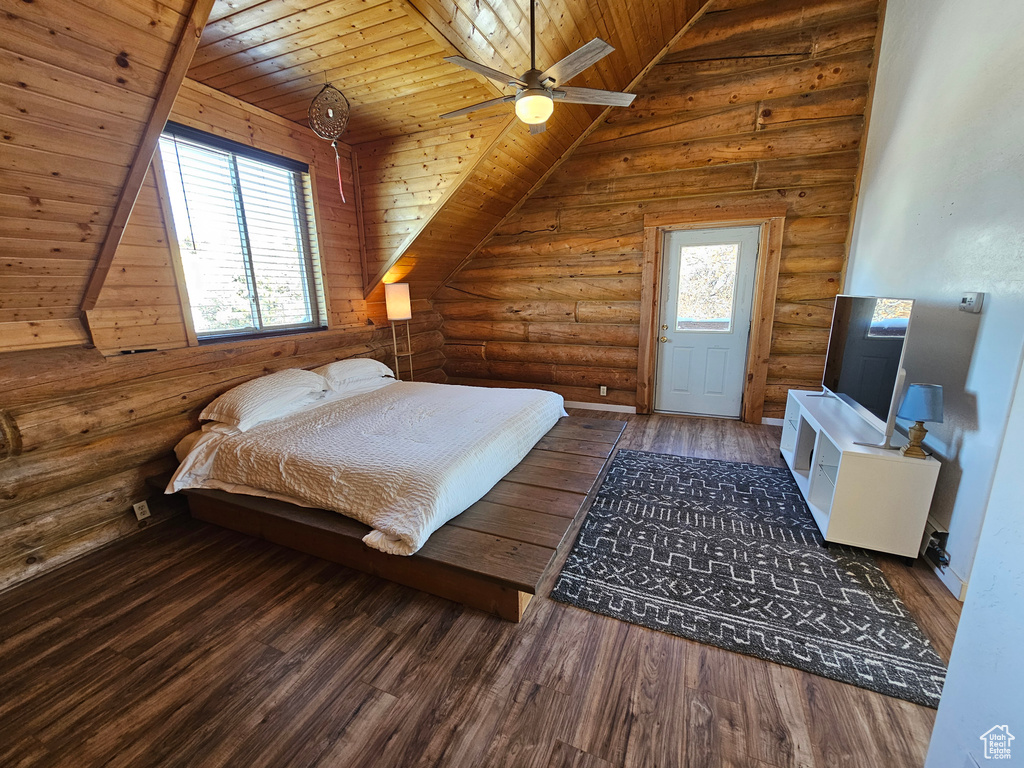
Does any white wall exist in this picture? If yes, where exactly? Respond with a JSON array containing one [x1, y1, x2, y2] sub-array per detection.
[[846, 0, 1024, 590], [926, 350, 1024, 767]]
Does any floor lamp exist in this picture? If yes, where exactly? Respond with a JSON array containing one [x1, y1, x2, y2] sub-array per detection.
[[385, 282, 414, 381]]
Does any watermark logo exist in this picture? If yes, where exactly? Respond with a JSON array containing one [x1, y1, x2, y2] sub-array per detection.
[[980, 725, 1015, 760]]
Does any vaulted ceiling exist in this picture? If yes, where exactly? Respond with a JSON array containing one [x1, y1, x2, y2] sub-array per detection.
[[187, 0, 712, 297], [187, 0, 704, 142], [0, 0, 711, 352]]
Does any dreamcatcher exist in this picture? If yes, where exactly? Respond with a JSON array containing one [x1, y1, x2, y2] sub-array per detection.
[[308, 83, 351, 203]]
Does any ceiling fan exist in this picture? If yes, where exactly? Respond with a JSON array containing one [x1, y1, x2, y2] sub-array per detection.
[[439, 1, 636, 134]]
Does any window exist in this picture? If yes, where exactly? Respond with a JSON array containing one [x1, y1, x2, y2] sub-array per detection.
[[674, 242, 740, 332], [158, 123, 326, 339]]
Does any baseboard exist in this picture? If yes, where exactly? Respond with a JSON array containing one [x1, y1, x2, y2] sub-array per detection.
[[761, 417, 785, 426], [933, 561, 969, 601], [563, 400, 637, 414]]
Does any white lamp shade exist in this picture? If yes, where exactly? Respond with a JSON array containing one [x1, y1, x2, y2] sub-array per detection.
[[385, 282, 412, 321], [515, 91, 554, 124], [898, 383, 944, 423]]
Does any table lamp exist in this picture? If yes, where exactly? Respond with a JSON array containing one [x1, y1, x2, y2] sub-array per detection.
[[897, 384, 943, 458], [385, 282, 414, 381]]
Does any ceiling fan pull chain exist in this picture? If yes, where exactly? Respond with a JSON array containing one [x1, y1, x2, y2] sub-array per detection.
[[331, 139, 346, 204]]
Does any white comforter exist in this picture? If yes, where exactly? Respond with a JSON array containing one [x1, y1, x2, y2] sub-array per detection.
[[168, 381, 565, 555]]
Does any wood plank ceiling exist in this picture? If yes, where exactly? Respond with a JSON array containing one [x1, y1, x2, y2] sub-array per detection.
[[0, 0, 711, 352], [186, 0, 711, 296], [186, 0, 499, 144]]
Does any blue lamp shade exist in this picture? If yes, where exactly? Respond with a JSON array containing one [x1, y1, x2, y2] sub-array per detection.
[[898, 383, 944, 423]]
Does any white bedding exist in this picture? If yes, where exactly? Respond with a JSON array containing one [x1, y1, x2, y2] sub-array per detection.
[[168, 381, 566, 555]]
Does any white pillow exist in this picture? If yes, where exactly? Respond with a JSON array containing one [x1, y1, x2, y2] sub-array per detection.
[[312, 358, 394, 391], [200, 368, 328, 431]]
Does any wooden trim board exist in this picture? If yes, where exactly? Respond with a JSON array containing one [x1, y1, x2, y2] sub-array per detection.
[[637, 209, 785, 423], [80, 0, 217, 313], [151, 147, 198, 347], [176, 416, 625, 621]]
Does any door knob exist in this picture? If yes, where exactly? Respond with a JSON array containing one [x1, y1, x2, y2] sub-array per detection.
[[659, 336, 668, 343], [661, 324, 669, 330]]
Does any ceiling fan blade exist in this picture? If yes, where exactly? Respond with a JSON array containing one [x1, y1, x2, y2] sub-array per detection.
[[530, 122, 547, 135], [539, 39, 614, 86], [439, 95, 515, 119], [444, 56, 524, 87], [553, 86, 636, 108]]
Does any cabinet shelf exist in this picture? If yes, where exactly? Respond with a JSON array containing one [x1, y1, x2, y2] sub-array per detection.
[[818, 462, 839, 487], [779, 389, 940, 559]]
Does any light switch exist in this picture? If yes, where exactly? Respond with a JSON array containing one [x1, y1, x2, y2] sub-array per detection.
[[959, 292, 985, 314]]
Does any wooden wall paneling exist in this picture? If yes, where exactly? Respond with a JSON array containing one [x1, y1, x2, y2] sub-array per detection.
[[0, 48, 439, 592], [355, 116, 512, 291], [0, 0, 197, 352], [434, 0, 882, 417], [79, 0, 217, 313], [347, 155, 370, 289], [86, 77, 368, 345], [84, 159, 194, 355]]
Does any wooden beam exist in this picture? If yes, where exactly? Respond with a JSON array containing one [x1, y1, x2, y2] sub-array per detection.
[[430, 0, 718, 296], [79, 0, 216, 313]]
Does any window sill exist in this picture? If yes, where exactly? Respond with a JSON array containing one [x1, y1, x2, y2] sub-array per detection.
[[197, 326, 328, 346]]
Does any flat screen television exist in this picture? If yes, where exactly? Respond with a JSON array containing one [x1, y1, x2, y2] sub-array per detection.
[[821, 295, 915, 447]]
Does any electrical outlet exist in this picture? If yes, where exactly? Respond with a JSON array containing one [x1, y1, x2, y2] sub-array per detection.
[[599, 385, 608, 396], [959, 292, 985, 313], [132, 500, 151, 521]]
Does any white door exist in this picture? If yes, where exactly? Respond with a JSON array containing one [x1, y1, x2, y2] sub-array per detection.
[[654, 226, 760, 418]]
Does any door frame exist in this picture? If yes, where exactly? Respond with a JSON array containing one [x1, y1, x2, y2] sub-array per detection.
[[636, 207, 786, 423]]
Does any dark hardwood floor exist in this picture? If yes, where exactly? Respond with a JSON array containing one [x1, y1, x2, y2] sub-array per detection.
[[0, 410, 962, 768]]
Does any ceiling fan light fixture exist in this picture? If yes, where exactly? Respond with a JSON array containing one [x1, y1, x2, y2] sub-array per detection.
[[515, 90, 554, 124], [439, 3, 629, 129]]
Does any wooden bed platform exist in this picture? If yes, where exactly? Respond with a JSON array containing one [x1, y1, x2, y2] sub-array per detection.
[[170, 416, 625, 622]]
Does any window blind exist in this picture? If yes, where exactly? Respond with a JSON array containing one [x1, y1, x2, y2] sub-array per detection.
[[158, 129, 325, 339]]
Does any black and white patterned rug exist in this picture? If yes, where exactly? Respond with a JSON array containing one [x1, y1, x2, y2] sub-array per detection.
[[551, 449, 947, 707]]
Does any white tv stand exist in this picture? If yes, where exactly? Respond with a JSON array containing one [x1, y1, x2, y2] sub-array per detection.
[[780, 389, 940, 559]]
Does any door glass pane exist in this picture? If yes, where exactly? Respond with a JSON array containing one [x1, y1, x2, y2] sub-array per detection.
[[676, 243, 739, 332], [867, 298, 913, 338]]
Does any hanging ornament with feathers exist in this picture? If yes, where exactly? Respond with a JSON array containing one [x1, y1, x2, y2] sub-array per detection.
[[308, 83, 351, 203]]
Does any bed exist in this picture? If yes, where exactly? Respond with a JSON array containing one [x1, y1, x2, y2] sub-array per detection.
[[166, 362, 625, 620]]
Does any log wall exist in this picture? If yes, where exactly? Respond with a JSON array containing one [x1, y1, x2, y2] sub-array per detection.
[[437, 0, 880, 418], [0, 304, 445, 593], [0, 69, 442, 592]]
